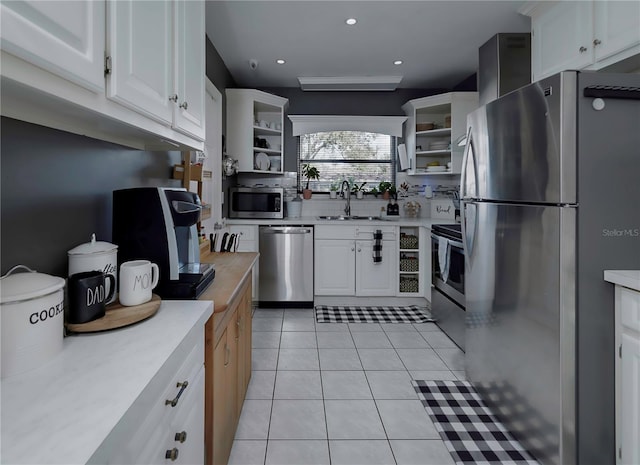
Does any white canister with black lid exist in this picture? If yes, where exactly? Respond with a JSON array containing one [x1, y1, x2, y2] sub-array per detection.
[[68, 233, 118, 304], [0, 265, 66, 379]]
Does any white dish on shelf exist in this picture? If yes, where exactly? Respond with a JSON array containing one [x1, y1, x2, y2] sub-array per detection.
[[255, 152, 270, 170], [426, 166, 447, 172]]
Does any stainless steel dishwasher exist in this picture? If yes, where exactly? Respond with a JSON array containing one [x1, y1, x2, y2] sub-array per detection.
[[258, 226, 314, 307]]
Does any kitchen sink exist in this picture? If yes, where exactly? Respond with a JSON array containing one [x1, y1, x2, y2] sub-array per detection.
[[317, 215, 383, 221]]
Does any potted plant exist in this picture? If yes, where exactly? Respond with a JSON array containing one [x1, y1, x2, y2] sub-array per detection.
[[369, 186, 379, 198], [378, 181, 396, 200], [351, 182, 367, 199], [329, 181, 339, 199], [301, 164, 320, 199]]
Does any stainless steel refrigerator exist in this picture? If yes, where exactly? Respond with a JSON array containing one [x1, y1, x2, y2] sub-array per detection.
[[461, 71, 640, 465]]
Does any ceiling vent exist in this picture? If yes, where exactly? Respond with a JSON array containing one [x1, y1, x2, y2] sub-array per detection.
[[298, 76, 403, 91]]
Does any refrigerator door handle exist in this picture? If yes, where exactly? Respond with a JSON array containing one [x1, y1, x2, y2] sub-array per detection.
[[460, 127, 477, 200], [462, 201, 478, 268]]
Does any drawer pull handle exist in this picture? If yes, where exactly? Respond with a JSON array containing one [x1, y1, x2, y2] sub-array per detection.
[[165, 381, 189, 407], [165, 448, 179, 461], [175, 431, 187, 443]]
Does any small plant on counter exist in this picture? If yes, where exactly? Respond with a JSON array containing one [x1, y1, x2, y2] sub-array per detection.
[[369, 186, 379, 197], [301, 164, 320, 199], [351, 182, 367, 199], [378, 181, 397, 200], [329, 181, 340, 199]]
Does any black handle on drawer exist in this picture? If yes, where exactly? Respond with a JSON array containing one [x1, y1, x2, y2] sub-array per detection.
[[175, 431, 187, 443], [165, 381, 189, 407], [165, 448, 179, 461]]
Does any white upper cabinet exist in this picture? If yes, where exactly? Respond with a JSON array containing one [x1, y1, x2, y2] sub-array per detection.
[[0, 0, 205, 150], [593, 1, 640, 62], [0, 0, 105, 93], [173, 0, 205, 139], [524, 1, 640, 82], [107, 0, 205, 140], [107, 0, 173, 124]]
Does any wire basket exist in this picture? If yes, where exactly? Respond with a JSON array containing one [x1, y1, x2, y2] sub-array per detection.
[[399, 234, 418, 249], [400, 258, 419, 272], [399, 276, 419, 293]]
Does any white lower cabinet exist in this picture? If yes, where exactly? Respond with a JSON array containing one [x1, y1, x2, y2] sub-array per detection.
[[615, 285, 640, 465], [315, 239, 356, 295], [315, 225, 396, 297], [104, 333, 206, 465]]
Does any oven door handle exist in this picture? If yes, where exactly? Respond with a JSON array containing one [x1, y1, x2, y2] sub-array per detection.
[[430, 233, 463, 250]]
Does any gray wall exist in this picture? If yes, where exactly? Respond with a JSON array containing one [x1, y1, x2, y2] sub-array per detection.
[[0, 117, 183, 277]]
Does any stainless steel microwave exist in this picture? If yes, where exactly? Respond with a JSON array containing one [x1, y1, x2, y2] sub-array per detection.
[[228, 187, 284, 219]]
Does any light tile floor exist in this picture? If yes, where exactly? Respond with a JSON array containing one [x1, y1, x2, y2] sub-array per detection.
[[229, 307, 466, 465]]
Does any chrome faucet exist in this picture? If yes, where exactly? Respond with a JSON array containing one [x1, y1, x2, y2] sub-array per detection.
[[340, 180, 351, 216]]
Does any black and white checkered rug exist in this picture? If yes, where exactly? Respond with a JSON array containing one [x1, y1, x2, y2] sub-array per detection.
[[413, 380, 539, 465], [315, 305, 432, 323]]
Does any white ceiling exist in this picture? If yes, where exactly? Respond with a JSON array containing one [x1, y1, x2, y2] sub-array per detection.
[[205, 1, 531, 90]]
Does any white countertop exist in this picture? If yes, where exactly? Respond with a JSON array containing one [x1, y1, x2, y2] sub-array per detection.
[[0, 300, 213, 465], [227, 216, 456, 228], [604, 270, 640, 292]]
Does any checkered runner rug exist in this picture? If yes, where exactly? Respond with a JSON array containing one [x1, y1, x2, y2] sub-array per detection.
[[413, 380, 539, 465], [315, 305, 432, 323]]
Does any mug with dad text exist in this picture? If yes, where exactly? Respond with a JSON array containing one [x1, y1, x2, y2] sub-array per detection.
[[68, 271, 116, 324], [119, 260, 159, 307]]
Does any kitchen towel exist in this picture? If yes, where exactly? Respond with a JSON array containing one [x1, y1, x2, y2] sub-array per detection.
[[373, 230, 383, 263], [438, 236, 450, 282], [413, 380, 540, 465]]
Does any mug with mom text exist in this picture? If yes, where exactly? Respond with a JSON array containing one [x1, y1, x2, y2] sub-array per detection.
[[119, 260, 159, 306], [68, 271, 116, 324]]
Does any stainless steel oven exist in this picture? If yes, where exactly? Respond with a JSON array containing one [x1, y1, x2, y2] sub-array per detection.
[[228, 187, 284, 219], [431, 224, 465, 350]]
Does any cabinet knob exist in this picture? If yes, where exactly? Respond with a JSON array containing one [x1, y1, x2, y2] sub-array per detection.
[[180, 101, 189, 110], [174, 431, 187, 443], [579, 46, 588, 53], [351, 247, 355, 251], [165, 448, 179, 461], [593, 39, 602, 46], [357, 248, 361, 252], [169, 94, 178, 103]]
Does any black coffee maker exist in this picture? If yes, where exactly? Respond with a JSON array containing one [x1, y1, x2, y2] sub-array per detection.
[[112, 187, 215, 299]]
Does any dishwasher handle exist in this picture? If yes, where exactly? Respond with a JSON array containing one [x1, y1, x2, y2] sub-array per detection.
[[261, 227, 312, 234]]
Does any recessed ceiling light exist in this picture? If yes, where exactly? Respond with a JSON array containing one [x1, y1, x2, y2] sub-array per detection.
[[394, 60, 403, 65], [345, 18, 357, 25], [276, 59, 286, 65]]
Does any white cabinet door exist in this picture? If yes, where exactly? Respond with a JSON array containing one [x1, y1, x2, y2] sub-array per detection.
[[531, 1, 593, 81], [593, 0, 640, 62], [170, 367, 205, 464], [107, 0, 173, 124], [621, 332, 640, 465], [618, 286, 640, 465], [315, 239, 355, 295], [0, 0, 105, 92], [173, 0, 205, 140], [355, 240, 396, 296]]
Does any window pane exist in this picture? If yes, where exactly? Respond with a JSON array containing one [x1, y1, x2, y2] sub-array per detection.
[[299, 131, 395, 192]]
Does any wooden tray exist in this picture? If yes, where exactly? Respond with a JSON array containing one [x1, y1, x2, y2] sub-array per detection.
[[66, 294, 161, 333]]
